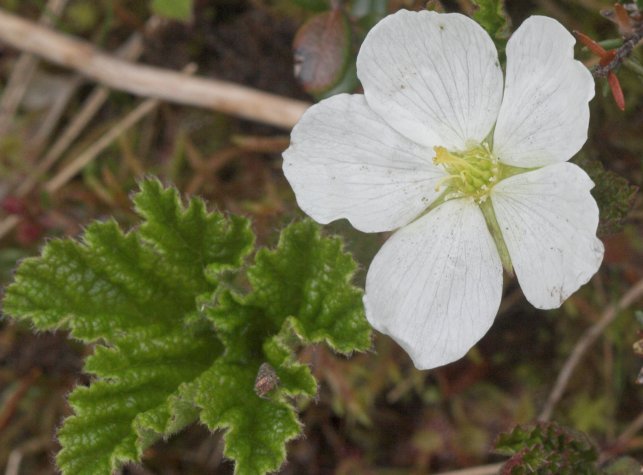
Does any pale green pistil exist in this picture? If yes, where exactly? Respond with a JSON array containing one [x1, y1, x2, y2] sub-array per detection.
[[433, 144, 500, 203]]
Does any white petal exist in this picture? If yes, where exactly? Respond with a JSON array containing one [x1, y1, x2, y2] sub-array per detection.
[[493, 16, 594, 167], [282, 94, 445, 233], [357, 10, 503, 150], [364, 199, 503, 369], [492, 163, 604, 309]]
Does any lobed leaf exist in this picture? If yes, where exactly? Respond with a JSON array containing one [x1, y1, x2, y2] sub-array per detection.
[[198, 220, 371, 474], [247, 220, 371, 353], [3, 179, 370, 475], [3, 178, 252, 474], [133, 178, 254, 282], [196, 360, 301, 475], [472, 0, 511, 45]]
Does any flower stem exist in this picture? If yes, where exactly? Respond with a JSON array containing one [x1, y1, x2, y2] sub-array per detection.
[[479, 200, 513, 276]]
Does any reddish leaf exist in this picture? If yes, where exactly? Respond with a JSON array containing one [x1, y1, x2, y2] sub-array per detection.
[[608, 71, 625, 111], [613, 3, 634, 35], [574, 30, 608, 58], [293, 9, 352, 95], [2, 196, 27, 215]]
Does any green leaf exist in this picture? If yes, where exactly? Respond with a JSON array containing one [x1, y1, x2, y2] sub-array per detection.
[[247, 220, 371, 353], [494, 422, 599, 474], [196, 361, 301, 475], [471, 0, 511, 41], [197, 220, 371, 474], [3, 179, 370, 475], [3, 178, 253, 475], [150, 0, 193, 21], [133, 178, 254, 288], [573, 156, 639, 236]]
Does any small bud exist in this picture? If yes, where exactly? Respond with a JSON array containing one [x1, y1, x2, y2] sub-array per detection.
[[254, 363, 280, 398]]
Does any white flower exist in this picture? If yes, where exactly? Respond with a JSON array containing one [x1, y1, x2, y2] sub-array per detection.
[[282, 10, 604, 369]]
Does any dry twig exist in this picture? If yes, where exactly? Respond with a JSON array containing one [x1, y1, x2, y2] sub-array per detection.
[[0, 0, 68, 135], [0, 368, 42, 432], [0, 216, 20, 241], [539, 278, 643, 421], [599, 410, 643, 462], [0, 8, 310, 129], [614, 410, 643, 446], [436, 462, 504, 475], [4, 437, 51, 475]]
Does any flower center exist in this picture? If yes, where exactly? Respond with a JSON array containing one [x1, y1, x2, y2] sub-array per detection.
[[432, 143, 499, 203]]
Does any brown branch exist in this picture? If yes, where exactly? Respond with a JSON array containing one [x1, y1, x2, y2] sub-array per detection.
[[614, 410, 643, 446], [0, 8, 310, 129], [592, 15, 643, 78], [599, 410, 643, 462], [0, 368, 42, 432], [538, 278, 643, 422]]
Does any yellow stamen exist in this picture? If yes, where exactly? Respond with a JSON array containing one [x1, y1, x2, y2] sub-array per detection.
[[431, 143, 500, 203]]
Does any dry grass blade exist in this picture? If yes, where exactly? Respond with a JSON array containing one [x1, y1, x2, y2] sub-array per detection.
[[44, 64, 197, 195], [0, 0, 68, 135], [15, 32, 146, 197], [0, 8, 310, 129], [0, 66, 195, 241], [539, 278, 643, 421], [4, 437, 52, 475], [26, 74, 84, 160], [436, 462, 504, 475]]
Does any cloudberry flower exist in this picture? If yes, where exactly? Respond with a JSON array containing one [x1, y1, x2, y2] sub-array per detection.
[[283, 10, 604, 369]]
